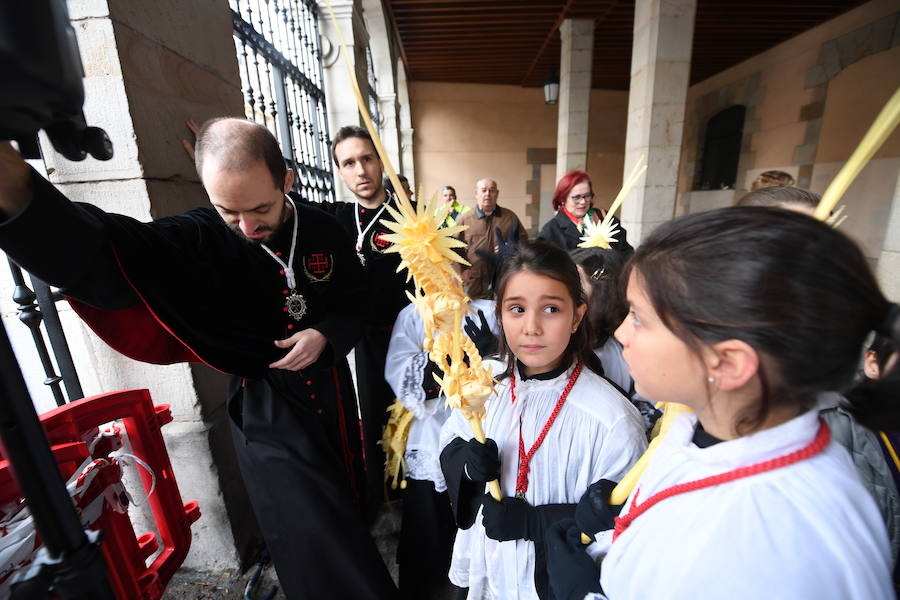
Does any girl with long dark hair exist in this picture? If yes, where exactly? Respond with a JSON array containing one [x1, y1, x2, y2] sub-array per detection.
[[440, 241, 646, 599], [548, 207, 897, 599]]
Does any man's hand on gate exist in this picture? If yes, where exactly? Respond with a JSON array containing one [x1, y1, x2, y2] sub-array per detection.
[[180, 118, 200, 164], [0, 142, 32, 221], [270, 328, 327, 371]]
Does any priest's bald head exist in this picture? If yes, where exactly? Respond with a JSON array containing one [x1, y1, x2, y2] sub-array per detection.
[[194, 118, 294, 244]]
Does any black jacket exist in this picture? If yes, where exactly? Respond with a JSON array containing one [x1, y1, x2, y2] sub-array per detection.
[[536, 209, 633, 255]]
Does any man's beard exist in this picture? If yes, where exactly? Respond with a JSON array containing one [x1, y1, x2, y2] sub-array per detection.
[[227, 200, 290, 246], [229, 223, 273, 245]]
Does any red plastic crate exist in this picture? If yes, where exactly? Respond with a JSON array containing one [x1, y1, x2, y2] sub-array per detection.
[[0, 389, 200, 599]]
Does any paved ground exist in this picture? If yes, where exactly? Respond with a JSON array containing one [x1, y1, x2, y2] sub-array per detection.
[[160, 501, 401, 599]]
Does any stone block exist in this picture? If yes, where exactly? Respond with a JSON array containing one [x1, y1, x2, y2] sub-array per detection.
[[881, 186, 900, 253], [819, 39, 842, 80], [804, 65, 827, 89], [527, 148, 557, 165], [159, 420, 241, 571], [565, 87, 592, 115], [110, 0, 239, 82], [69, 0, 111, 19], [39, 75, 143, 183], [893, 14, 900, 48], [54, 179, 150, 218], [746, 84, 765, 108], [683, 161, 695, 177], [648, 103, 687, 146], [746, 72, 761, 93], [651, 60, 691, 101], [799, 102, 824, 122], [793, 142, 818, 166], [645, 146, 681, 181], [809, 84, 828, 103], [803, 118, 822, 144], [797, 164, 814, 188], [627, 66, 651, 107], [656, 8, 696, 62], [630, 23, 651, 75], [116, 25, 244, 180], [836, 23, 873, 69], [872, 13, 896, 54], [639, 185, 678, 221], [876, 250, 900, 302], [742, 118, 761, 135]]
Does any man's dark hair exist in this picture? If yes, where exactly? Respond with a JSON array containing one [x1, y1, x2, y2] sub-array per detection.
[[331, 125, 379, 163], [384, 173, 408, 196], [195, 118, 287, 189], [736, 186, 819, 209]]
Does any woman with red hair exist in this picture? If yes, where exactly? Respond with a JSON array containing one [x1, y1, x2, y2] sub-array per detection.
[[537, 170, 632, 253]]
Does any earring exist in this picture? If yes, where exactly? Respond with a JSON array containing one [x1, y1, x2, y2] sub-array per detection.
[[707, 376, 715, 383]]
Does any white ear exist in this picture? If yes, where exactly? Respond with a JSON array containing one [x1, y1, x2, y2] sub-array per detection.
[[705, 339, 759, 392], [863, 350, 881, 380]]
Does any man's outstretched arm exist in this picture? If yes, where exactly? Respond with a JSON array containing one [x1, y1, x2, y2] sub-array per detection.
[[0, 142, 136, 309]]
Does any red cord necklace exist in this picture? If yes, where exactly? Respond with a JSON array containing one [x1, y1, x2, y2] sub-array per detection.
[[613, 418, 831, 541], [511, 361, 583, 497]]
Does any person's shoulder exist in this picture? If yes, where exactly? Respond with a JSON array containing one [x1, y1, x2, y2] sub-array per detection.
[[297, 201, 348, 230], [569, 368, 642, 424], [537, 214, 563, 235], [455, 207, 477, 224]]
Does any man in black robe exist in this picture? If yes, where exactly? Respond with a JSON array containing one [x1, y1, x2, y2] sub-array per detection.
[[0, 119, 397, 599], [302, 126, 414, 519]]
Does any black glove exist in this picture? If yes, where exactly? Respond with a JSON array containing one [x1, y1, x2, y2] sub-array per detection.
[[474, 221, 521, 264], [463, 438, 501, 482], [546, 518, 603, 600], [421, 358, 442, 400], [575, 479, 623, 538], [481, 494, 541, 542], [464, 309, 498, 357]]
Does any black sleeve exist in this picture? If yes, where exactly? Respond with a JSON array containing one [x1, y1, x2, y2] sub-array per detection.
[[609, 215, 634, 256], [439, 437, 485, 529], [533, 503, 577, 600], [536, 220, 566, 250], [309, 219, 366, 362], [0, 169, 137, 309]]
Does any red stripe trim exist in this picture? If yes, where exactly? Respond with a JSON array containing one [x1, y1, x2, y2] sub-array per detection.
[[107, 244, 228, 374], [332, 367, 360, 508]]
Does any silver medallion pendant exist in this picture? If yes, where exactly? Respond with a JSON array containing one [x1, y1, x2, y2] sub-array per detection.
[[285, 291, 308, 321], [357, 251, 366, 266]]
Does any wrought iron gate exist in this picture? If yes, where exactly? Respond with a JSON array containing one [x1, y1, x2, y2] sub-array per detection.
[[231, 0, 334, 203]]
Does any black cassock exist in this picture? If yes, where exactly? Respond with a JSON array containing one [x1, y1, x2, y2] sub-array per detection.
[[298, 191, 414, 517], [0, 171, 398, 599]]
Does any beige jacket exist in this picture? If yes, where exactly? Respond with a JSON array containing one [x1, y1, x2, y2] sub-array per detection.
[[455, 205, 527, 298]]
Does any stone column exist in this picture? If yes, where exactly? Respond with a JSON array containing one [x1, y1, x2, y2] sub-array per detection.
[[555, 19, 595, 183], [396, 59, 416, 182], [361, 0, 402, 172], [620, 0, 697, 244], [319, 0, 368, 203], [22, 0, 251, 571], [876, 169, 900, 301]]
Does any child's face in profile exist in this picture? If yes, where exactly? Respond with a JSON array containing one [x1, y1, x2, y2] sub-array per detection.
[[500, 270, 586, 377], [615, 272, 707, 406]]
